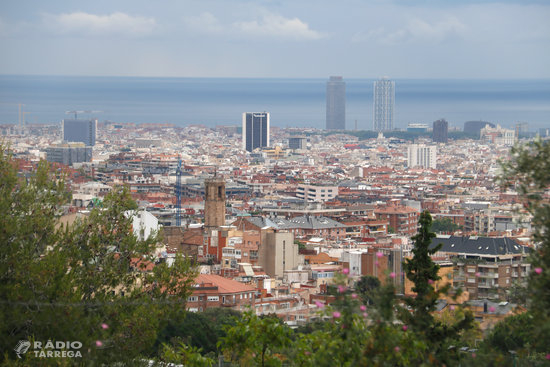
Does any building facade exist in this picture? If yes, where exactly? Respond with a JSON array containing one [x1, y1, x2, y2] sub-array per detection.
[[480, 124, 515, 145], [242, 112, 270, 152], [296, 184, 339, 202], [373, 78, 394, 132], [408, 144, 437, 169], [62, 119, 97, 146], [204, 176, 226, 229], [433, 119, 449, 143], [326, 76, 346, 130], [46, 143, 92, 165]]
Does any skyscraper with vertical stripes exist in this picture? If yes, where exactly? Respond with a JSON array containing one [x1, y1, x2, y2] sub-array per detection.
[[242, 112, 270, 152], [373, 78, 394, 132]]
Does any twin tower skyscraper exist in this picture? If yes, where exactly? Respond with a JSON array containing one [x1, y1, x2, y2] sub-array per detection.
[[326, 76, 394, 132]]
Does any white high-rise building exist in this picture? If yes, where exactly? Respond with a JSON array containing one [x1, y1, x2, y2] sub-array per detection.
[[373, 78, 395, 132], [408, 144, 437, 169]]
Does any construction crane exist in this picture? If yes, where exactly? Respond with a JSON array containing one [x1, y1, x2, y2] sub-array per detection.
[[65, 110, 103, 119], [175, 157, 183, 227]]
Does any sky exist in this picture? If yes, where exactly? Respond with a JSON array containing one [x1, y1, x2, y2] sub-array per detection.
[[1, 0, 549, 79]]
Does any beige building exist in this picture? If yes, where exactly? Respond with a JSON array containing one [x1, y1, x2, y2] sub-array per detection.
[[259, 230, 303, 279]]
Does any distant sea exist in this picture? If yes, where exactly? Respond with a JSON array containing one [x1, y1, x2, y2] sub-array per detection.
[[1, 75, 549, 130]]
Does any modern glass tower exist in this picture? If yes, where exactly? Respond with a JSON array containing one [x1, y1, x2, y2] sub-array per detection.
[[326, 76, 346, 130], [242, 112, 270, 152], [373, 78, 394, 132], [62, 119, 97, 146]]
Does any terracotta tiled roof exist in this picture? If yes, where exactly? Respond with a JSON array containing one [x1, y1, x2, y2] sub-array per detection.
[[194, 274, 256, 294]]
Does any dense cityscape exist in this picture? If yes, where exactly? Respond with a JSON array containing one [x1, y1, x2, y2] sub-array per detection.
[[1, 74, 549, 364]]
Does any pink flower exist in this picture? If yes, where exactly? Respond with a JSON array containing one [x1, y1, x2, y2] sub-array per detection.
[[428, 279, 434, 285], [475, 272, 481, 277], [375, 261, 379, 266], [394, 346, 400, 352], [315, 301, 325, 308], [342, 268, 349, 275], [351, 293, 358, 299], [360, 305, 367, 311], [305, 351, 311, 356], [390, 272, 396, 279], [535, 267, 543, 274], [363, 312, 368, 318], [489, 306, 496, 312], [95, 340, 103, 347], [101, 323, 109, 329], [545, 353, 550, 360], [402, 325, 408, 331], [376, 252, 383, 258], [472, 353, 476, 358], [338, 285, 347, 293], [450, 305, 456, 311], [333, 311, 341, 318]]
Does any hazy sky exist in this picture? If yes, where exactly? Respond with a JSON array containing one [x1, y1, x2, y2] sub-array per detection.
[[1, 0, 549, 78]]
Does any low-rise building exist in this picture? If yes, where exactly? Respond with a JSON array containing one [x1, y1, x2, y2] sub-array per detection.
[[186, 273, 257, 312]]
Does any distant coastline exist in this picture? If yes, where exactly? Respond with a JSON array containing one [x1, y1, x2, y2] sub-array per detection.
[[1, 75, 549, 130]]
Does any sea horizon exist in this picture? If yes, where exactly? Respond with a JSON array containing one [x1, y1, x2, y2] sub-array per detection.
[[1, 74, 549, 131]]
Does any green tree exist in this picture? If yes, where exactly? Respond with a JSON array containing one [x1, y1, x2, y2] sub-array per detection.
[[0, 148, 197, 364], [493, 139, 550, 357], [431, 217, 460, 233], [355, 275, 381, 306], [400, 211, 474, 365], [219, 310, 292, 367]]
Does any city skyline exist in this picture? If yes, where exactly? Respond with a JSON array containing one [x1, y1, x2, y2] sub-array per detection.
[[0, 0, 549, 79]]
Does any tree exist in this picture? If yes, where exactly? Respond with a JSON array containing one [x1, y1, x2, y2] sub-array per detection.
[[355, 275, 381, 306], [496, 139, 550, 356], [219, 310, 292, 367], [0, 148, 197, 364], [400, 211, 474, 365], [431, 218, 460, 233]]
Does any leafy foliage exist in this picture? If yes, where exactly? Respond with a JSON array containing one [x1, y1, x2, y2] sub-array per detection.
[[431, 217, 460, 233], [355, 275, 381, 306], [0, 148, 197, 364]]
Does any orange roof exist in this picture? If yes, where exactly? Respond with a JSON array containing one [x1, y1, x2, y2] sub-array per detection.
[[194, 274, 256, 294]]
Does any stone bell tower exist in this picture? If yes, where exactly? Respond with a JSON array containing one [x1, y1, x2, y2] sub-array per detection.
[[204, 176, 226, 229]]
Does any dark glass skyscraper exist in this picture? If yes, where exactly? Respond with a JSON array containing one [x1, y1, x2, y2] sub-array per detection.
[[62, 119, 97, 146], [373, 78, 394, 132], [242, 112, 270, 152], [326, 76, 345, 130], [433, 119, 449, 143]]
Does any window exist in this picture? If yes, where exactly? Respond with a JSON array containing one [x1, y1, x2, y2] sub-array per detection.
[[207, 296, 219, 302], [188, 296, 198, 302], [222, 296, 226, 304]]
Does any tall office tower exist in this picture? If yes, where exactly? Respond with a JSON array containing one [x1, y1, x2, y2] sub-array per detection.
[[204, 176, 226, 229], [373, 77, 395, 132], [433, 119, 449, 143], [242, 112, 270, 152], [326, 76, 346, 130], [408, 144, 437, 169], [62, 119, 97, 146]]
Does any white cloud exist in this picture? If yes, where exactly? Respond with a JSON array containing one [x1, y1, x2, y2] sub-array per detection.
[[183, 12, 223, 34], [233, 14, 325, 41], [355, 17, 466, 44], [43, 12, 156, 37]]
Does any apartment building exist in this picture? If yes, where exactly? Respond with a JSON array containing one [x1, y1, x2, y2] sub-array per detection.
[[430, 235, 530, 299]]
